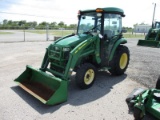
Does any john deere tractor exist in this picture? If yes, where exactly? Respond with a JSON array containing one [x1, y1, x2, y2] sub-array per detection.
[[137, 21, 160, 48], [14, 7, 130, 105]]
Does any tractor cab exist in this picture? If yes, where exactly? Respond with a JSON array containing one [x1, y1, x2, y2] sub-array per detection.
[[153, 21, 160, 29], [77, 8, 127, 65], [77, 7, 125, 40]]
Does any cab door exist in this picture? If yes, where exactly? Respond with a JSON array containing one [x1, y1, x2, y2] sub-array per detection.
[[101, 13, 122, 66]]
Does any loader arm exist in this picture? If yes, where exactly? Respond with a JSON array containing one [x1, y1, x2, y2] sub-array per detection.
[[63, 35, 101, 80], [40, 35, 101, 81]]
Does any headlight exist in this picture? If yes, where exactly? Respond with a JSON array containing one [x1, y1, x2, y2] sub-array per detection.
[[55, 46, 59, 51], [63, 47, 70, 51]]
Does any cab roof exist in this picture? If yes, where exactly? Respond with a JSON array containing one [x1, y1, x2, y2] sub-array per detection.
[[80, 7, 125, 17]]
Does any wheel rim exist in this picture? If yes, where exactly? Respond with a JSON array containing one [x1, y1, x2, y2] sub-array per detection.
[[84, 69, 95, 85], [119, 53, 128, 69]]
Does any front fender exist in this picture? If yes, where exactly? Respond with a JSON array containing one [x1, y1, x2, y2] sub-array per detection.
[[108, 38, 127, 61]]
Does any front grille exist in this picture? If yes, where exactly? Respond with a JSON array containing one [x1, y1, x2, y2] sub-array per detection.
[[48, 45, 71, 75], [48, 46, 62, 60], [49, 50, 60, 58]]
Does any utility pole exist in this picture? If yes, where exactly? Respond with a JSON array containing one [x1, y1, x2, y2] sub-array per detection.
[[46, 24, 49, 41], [23, 24, 25, 42], [152, 3, 156, 28]]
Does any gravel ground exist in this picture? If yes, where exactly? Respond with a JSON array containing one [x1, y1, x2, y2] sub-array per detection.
[[126, 38, 160, 88], [0, 39, 159, 120]]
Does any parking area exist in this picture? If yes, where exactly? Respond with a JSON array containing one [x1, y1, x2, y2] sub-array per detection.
[[0, 38, 159, 120]]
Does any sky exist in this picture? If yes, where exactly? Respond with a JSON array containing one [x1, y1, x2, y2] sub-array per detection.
[[0, 0, 160, 27]]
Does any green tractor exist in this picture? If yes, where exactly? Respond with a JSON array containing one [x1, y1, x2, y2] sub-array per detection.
[[137, 21, 160, 48], [126, 76, 160, 120], [14, 7, 130, 105]]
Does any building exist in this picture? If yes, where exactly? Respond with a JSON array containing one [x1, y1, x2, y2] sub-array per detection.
[[134, 25, 151, 33]]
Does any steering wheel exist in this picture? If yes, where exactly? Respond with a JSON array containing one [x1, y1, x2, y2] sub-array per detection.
[[84, 24, 101, 34]]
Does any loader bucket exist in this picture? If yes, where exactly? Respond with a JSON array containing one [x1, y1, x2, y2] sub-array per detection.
[[137, 39, 160, 48], [14, 65, 68, 105]]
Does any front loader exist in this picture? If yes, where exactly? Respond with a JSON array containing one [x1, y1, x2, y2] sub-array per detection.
[[14, 7, 130, 105], [137, 21, 160, 48]]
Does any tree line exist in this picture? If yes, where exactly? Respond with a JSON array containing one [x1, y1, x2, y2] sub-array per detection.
[[0, 19, 134, 32], [0, 19, 77, 30]]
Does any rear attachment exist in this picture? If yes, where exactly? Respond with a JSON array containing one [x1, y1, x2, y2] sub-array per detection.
[[14, 65, 68, 105]]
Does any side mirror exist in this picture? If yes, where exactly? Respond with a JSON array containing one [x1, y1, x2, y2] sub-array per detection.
[[122, 29, 127, 33]]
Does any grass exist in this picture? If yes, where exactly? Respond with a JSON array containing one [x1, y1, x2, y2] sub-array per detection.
[[25, 30, 45, 34], [25, 30, 75, 37], [25, 30, 145, 38], [123, 33, 145, 38], [0, 31, 14, 35]]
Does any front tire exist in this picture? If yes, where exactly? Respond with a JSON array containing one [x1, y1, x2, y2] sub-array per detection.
[[76, 63, 97, 89], [109, 45, 130, 75]]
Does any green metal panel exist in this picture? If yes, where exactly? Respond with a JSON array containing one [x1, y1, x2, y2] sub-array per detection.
[[54, 34, 74, 43], [145, 89, 160, 119], [14, 65, 68, 105], [108, 38, 127, 61], [56, 34, 87, 47], [55, 34, 89, 47], [148, 101, 160, 119]]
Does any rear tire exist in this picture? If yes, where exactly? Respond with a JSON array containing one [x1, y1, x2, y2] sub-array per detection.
[[109, 45, 130, 75], [156, 76, 160, 89], [133, 107, 144, 120], [76, 63, 97, 89]]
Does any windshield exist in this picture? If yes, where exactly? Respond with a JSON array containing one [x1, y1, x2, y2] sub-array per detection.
[[155, 22, 160, 29], [77, 12, 101, 34]]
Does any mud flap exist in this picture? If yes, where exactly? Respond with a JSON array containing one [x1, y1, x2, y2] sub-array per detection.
[[14, 65, 68, 105], [137, 39, 160, 48]]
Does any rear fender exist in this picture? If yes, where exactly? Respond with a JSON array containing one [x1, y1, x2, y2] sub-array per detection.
[[108, 38, 127, 61]]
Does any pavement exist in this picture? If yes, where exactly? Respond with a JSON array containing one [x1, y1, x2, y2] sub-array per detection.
[[0, 37, 158, 120], [0, 30, 53, 42]]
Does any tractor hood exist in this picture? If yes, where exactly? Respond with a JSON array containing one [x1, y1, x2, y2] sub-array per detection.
[[55, 34, 90, 47], [152, 28, 159, 31]]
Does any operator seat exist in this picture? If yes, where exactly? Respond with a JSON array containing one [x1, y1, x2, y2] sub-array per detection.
[[104, 30, 115, 40]]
